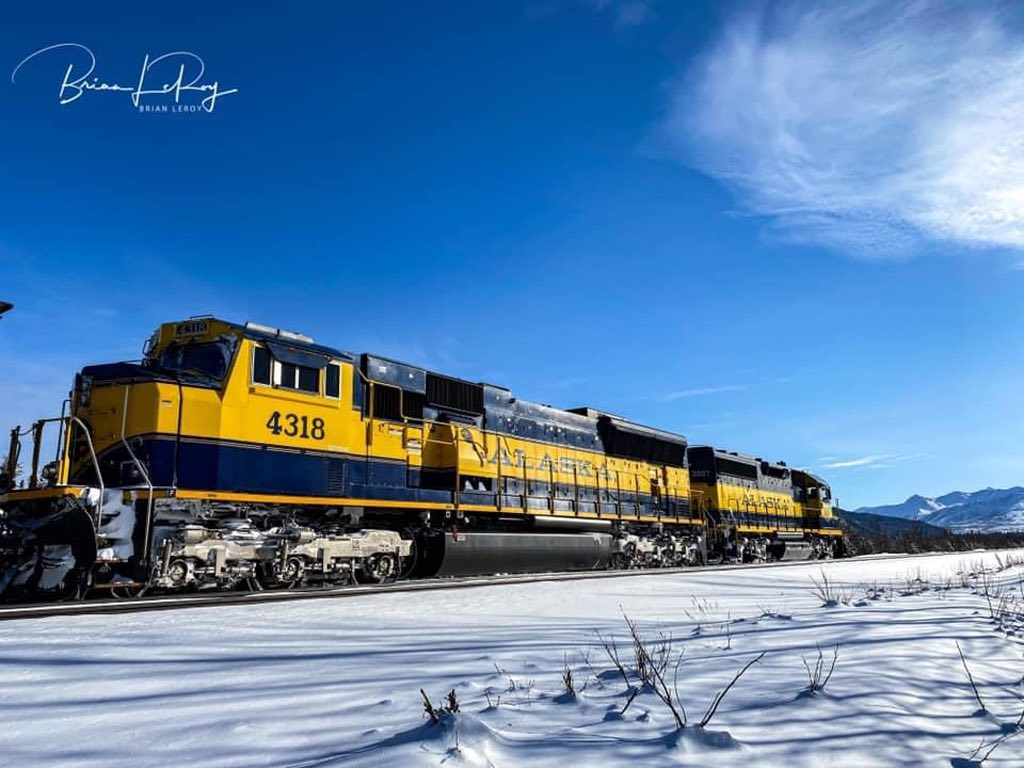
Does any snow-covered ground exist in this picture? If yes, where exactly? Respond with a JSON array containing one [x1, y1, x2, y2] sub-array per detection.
[[3, 551, 1024, 767]]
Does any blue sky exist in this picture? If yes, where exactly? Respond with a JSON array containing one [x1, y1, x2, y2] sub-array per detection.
[[1, 0, 1022, 508]]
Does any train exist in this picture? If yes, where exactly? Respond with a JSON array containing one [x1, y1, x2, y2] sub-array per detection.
[[0, 317, 843, 601]]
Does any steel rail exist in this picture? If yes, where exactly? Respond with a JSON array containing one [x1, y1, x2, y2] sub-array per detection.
[[0, 549, 984, 622]]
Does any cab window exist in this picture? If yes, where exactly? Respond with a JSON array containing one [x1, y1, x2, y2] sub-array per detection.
[[325, 363, 341, 398], [253, 346, 272, 385], [280, 362, 320, 394], [159, 340, 234, 381]]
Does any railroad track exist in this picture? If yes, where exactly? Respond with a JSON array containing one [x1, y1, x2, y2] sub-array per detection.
[[0, 550, 981, 622]]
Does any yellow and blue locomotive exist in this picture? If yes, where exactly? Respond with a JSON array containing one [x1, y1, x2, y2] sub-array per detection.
[[687, 447, 839, 561], [0, 317, 842, 600]]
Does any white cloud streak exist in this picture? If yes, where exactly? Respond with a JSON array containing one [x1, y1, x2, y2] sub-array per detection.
[[824, 456, 889, 469], [530, 0, 653, 27], [661, 384, 745, 400], [669, 1, 1024, 258], [823, 453, 929, 470]]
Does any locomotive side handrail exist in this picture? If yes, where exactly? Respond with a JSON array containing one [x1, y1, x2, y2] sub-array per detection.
[[28, 421, 44, 489], [68, 415, 106, 527], [12, 417, 105, 526], [3, 426, 24, 492]]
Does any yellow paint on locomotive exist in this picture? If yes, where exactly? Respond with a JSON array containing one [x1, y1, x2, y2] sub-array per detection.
[[690, 475, 840, 538], [691, 478, 797, 525], [63, 319, 698, 526]]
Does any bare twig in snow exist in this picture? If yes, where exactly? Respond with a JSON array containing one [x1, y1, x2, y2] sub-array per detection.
[[700, 652, 766, 727], [445, 689, 460, 713], [597, 631, 631, 689], [623, 611, 686, 728], [561, 654, 576, 698], [421, 688, 459, 725], [957, 642, 988, 713], [619, 687, 640, 716], [421, 689, 440, 724], [802, 644, 840, 693]]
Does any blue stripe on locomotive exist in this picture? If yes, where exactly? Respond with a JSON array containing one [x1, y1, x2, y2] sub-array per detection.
[[74, 437, 689, 515]]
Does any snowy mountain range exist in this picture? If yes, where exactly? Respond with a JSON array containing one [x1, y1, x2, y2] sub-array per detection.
[[854, 487, 1024, 533]]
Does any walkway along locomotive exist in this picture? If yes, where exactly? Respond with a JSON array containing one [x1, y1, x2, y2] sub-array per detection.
[[0, 317, 843, 600]]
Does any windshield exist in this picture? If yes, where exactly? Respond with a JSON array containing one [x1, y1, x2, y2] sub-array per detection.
[[159, 340, 234, 381]]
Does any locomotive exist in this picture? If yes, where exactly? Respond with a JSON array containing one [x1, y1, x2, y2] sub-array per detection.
[[0, 317, 842, 600]]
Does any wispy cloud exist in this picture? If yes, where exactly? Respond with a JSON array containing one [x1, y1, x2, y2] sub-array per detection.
[[550, 375, 591, 389], [824, 456, 889, 469], [668, 1, 1024, 258], [661, 384, 745, 400], [609, 1, 652, 28], [529, 0, 653, 28], [823, 453, 929, 470]]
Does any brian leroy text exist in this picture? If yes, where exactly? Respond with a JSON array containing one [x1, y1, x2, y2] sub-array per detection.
[[12, 43, 238, 114]]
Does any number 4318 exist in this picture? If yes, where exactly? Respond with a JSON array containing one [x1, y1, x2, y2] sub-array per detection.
[[266, 411, 325, 440]]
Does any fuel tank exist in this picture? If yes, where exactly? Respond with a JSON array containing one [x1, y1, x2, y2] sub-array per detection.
[[410, 530, 613, 578], [770, 531, 814, 561]]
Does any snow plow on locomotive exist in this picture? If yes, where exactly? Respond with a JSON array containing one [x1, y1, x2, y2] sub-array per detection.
[[0, 317, 844, 601]]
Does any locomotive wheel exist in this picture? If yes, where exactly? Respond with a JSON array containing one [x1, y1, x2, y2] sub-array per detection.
[[166, 558, 190, 588], [609, 553, 630, 570], [358, 553, 398, 584], [255, 557, 304, 590], [282, 557, 304, 584]]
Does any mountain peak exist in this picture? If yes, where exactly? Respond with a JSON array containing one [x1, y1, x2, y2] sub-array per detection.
[[856, 486, 1024, 533]]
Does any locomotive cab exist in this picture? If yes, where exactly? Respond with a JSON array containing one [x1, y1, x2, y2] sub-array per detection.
[[791, 469, 838, 545], [66, 317, 244, 489]]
